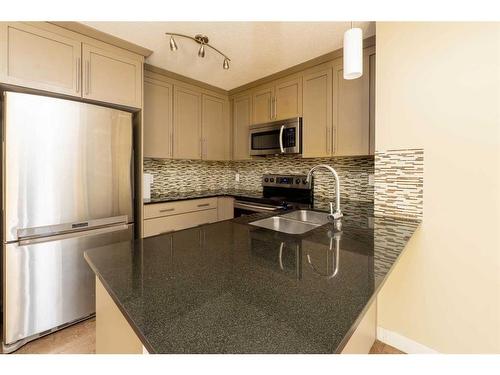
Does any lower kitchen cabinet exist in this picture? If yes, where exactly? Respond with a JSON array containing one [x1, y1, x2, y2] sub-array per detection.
[[217, 197, 234, 221], [143, 197, 219, 237], [144, 209, 218, 237]]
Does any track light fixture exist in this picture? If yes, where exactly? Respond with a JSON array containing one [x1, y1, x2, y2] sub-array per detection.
[[165, 32, 231, 70]]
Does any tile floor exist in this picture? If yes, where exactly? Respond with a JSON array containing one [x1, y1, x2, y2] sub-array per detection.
[[3, 319, 404, 354]]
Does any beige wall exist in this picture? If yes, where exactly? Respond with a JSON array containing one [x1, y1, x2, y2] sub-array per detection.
[[376, 22, 500, 353]]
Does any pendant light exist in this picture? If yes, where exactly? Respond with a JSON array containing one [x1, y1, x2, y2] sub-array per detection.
[[343, 22, 363, 80]]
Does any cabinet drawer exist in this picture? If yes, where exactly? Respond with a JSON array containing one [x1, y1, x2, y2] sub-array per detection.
[[144, 198, 218, 220], [143, 209, 218, 237]]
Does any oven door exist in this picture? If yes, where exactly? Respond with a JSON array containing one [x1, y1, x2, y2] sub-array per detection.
[[249, 118, 301, 156]]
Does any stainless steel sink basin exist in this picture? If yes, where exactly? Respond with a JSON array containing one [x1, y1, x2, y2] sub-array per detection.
[[280, 210, 331, 225], [249, 216, 319, 234]]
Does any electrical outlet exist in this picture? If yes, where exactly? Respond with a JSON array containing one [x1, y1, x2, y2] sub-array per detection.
[[235, 173, 240, 182], [368, 174, 374, 186]]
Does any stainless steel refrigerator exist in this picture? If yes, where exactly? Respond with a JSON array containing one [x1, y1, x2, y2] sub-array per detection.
[[1, 92, 134, 353]]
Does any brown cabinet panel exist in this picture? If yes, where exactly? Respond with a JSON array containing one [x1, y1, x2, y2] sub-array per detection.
[[173, 85, 202, 160], [275, 76, 302, 120], [202, 94, 230, 160], [302, 67, 333, 158], [332, 49, 373, 156], [83, 43, 142, 108], [232, 92, 252, 160], [143, 78, 173, 159], [252, 85, 274, 124], [0, 23, 81, 97]]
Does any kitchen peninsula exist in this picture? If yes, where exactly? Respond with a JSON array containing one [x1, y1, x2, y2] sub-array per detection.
[[84, 203, 419, 354]]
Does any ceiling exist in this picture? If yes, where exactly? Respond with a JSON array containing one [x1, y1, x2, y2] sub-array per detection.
[[82, 22, 375, 91]]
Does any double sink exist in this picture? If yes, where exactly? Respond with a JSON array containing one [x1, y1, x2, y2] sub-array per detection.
[[250, 210, 331, 234]]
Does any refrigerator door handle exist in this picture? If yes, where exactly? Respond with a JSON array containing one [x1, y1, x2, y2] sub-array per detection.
[[17, 215, 129, 243], [18, 223, 130, 246]]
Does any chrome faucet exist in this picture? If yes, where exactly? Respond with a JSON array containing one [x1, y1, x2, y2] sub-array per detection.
[[306, 164, 343, 222]]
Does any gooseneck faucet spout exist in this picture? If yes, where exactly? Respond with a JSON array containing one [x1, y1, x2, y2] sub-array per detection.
[[306, 164, 343, 221]]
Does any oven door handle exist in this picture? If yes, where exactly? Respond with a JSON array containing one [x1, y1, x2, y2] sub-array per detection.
[[234, 201, 284, 212], [279, 125, 285, 153]]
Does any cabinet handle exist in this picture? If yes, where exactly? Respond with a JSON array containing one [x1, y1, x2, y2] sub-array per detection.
[[85, 60, 90, 95], [197, 203, 210, 208], [326, 127, 330, 154], [332, 126, 337, 154], [269, 98, 272, 119], [273, 97, 277, 119], [159, 208, 175, 213], [76, 58, 81, 93]]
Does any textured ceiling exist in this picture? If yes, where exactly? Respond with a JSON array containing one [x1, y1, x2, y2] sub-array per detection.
[[82, 22, 375, 90]]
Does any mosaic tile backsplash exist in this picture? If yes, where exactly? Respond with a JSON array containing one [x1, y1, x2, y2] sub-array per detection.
[[374, 149, 424, 220], [144, 156, 375, 204]]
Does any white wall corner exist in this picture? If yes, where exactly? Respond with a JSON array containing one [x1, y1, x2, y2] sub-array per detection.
[[377, 327, 439, 354]]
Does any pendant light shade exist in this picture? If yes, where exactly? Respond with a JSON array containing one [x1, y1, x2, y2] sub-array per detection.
[[343, 27, 363, 80]]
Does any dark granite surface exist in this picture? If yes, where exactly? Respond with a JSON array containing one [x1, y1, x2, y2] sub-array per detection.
[[84, 203, 419, 354], [143, 189, 263, 204]]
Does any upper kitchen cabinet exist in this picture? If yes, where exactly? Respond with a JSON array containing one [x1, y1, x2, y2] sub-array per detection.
[[82, 43, 143, 108], [202, 94, 230, 160], [0, 22, 147, 108], [252, 85, 274, 124], [232, 91, 252, 160], [251, 75, 302, 124], [274, 76, 302, 120], [0, 23, 82, 97], [332, 46, 375, 156], [173, 85, 202, 160], [302, 65, 333, 158], [143, 75, 173, 159]]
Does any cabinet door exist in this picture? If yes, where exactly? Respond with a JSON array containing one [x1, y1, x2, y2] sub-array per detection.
[[82, 43, 142, 108], [232, 93, 252, 160], [302, 67, 333, 158], [332, 51, 372, 156], [274, 76, 302, 120], [173, 85, 202, 160], [0, 23, 81, 97], [202, 94, 230, 160], [252, 85, 274, 124], [143, 78, 173, 159]]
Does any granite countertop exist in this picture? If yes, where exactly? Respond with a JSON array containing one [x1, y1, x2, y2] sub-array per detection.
[[143, 189, 263, 204], [84, 204, 419, 354]]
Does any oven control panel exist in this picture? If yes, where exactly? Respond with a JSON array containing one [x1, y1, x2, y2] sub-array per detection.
[[262, 174, 312, 189]]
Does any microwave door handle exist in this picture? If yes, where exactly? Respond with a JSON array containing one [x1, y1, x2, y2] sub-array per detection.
[[279, 125, 285, 153]]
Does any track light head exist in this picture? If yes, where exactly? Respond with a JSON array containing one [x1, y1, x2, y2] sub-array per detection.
[[198, 44, 205, 58], [223, 58, 230, 70], [169, 36, 178, 51]]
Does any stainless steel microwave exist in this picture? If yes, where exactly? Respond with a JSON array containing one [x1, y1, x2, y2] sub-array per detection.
[[249, 117, 302, 156]]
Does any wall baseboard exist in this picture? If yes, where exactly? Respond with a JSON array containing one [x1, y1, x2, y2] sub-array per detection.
[[377, 327, 439, 354]]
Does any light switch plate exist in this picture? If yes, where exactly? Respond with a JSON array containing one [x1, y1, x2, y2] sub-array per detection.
[[235, 173, 240, 182]]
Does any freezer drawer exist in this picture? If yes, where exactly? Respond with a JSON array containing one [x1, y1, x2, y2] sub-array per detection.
[[3, 224, 134, 347]]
